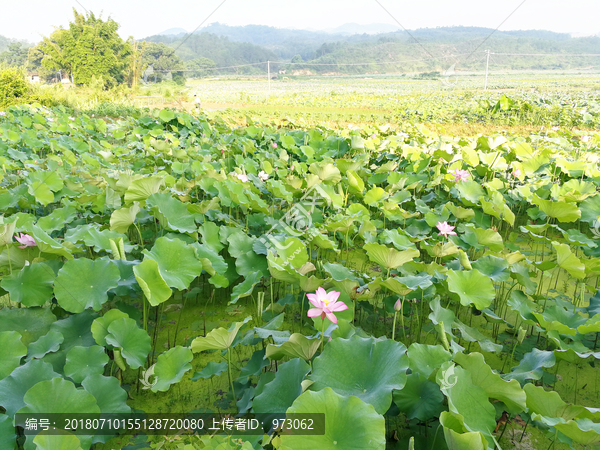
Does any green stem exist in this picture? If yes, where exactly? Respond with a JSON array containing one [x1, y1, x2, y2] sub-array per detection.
[[227, 347, 236, 401], [320, 319, 326, 353], [392, 312, 397, 341]]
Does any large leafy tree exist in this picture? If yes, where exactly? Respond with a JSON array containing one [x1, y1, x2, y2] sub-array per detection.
[[141, 42, 186, 84], [0, 43, 28, 67], [36, 9, 131, 86]]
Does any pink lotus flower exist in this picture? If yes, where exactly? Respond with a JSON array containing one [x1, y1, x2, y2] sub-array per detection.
[[436, 221, 456, 238], [258, 170, 269, 182], [307, 287, 347, 324], [15, 233, 36, 249], [451, 169, 469, 182], [512, 167, 522, 177], [272, 142, 278, 149], [231, 172, 248, 183], [394, 299, 402, 312]]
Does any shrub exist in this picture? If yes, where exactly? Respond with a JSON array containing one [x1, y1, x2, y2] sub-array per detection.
[[0, 67, 30, 108]]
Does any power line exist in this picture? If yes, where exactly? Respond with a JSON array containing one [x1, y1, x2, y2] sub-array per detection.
[[172, 0, 227, 53], [463, 0, 527, 62], [74, 0, 89, 13], [373, 0, 435, 59], [152, 53, 475, 72]]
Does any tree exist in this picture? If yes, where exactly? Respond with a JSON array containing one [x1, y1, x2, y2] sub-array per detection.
[[36, 9, 131, 86], [141, 42, 186, 84], [185, 57, 216, 78], [0, 43, 28, 67]]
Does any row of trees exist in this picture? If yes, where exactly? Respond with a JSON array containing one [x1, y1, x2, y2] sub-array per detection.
[[0, 9, 216, 87]]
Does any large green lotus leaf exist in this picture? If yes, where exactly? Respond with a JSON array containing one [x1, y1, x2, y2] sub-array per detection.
[[453, 320, 502, 353], [407, 343, 452, 378], [81, 374, 131, 414], [191, 361, 228, 381], [228, 232, 268, 277], [0, 307, 56, 346], [146, 192, 197, 233], [64, 225, 133, 254], [105, 318, 151, 370], [191, 317, 251, 352], [64, 346, 109, 384], [533, 303, 586, 336], [0, 360, 60, 416], [503, 349, 556, 384], [1, 262, 56, 306], [18, 378, 99, 450], [392, 373, 444, 421], [364, 187, 387, 205], [0, 414, 16, 450], [266, 333, 321, 361], [439, 365, 496, 441], [109, 203, 140, 234], [346, 169, 365, 194], [30, 225, 73, 260], [455, 181, 485, 206], [309, 162, 342, 183], [33, 432, 83, 450], [54, 259, 120, 313], [190, 243, 228, 276], [552, 241, 585, 279], [364, 243, 419, 270], [28, 181, 54, 205], [133, 259, 172, 306], [454, 352, 526, 413], [29, 171, 63, 192], [0, 331, 27, 379], [123, 176, 164, 203], [378, 229, 415, 251], [43, 311, 97, 373], [254, 313, 290, 344], [310, 335, 408, 414], [26, 330, 64, 361], [252, 358, 310, 414], [428, 296, 456, 337], [274, 238, 309, 269], [553, 420, 600, 446], [471, 255, 509, 282], [143, 237, 202, 290], [440, 411, 488, 450], [230, 271, 262, 304], [199, 222, 225, 253], [396, 274, 433, 290], [446, 269, 495, 310], [90, 309, 129, 347], [37, 206, 78, 233], [471, 228, 504, 251], [280, 388, 385, 450], [152, 346, 193, 392], [524, 383, 584, 421], [446, 203, 475, 221], [580, 195, 600, 224], [81, 373, 131, 444], [532, 195, 580, 223]]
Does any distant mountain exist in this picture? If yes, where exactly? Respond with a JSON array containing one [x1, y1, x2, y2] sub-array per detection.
[[157, 27, 187, 36], [324, 23, 400, 35], [142, 25, 600, 75]]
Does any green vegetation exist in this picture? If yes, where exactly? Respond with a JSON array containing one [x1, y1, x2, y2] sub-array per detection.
[[0, 80, 600, 449]]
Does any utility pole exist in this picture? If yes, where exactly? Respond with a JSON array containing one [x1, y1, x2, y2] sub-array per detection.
[[484, 50, 490, 90], [267, 60, 271, 97]]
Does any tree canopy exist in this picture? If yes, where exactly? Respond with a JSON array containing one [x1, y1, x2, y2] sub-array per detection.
[[35, 9, 131, 86]]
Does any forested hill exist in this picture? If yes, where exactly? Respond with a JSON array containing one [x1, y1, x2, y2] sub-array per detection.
[[143, 33, 278, 71], [144, 25, 600, 74]]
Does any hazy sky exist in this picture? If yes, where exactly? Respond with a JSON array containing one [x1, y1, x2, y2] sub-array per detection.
[[2, 0, 599, 42]]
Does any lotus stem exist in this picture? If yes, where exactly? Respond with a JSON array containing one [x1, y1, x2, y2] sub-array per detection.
[[227, 347, 236, 401]]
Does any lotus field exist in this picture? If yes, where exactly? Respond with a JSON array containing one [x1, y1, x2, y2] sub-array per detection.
[[1, 103, 600, 450]]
